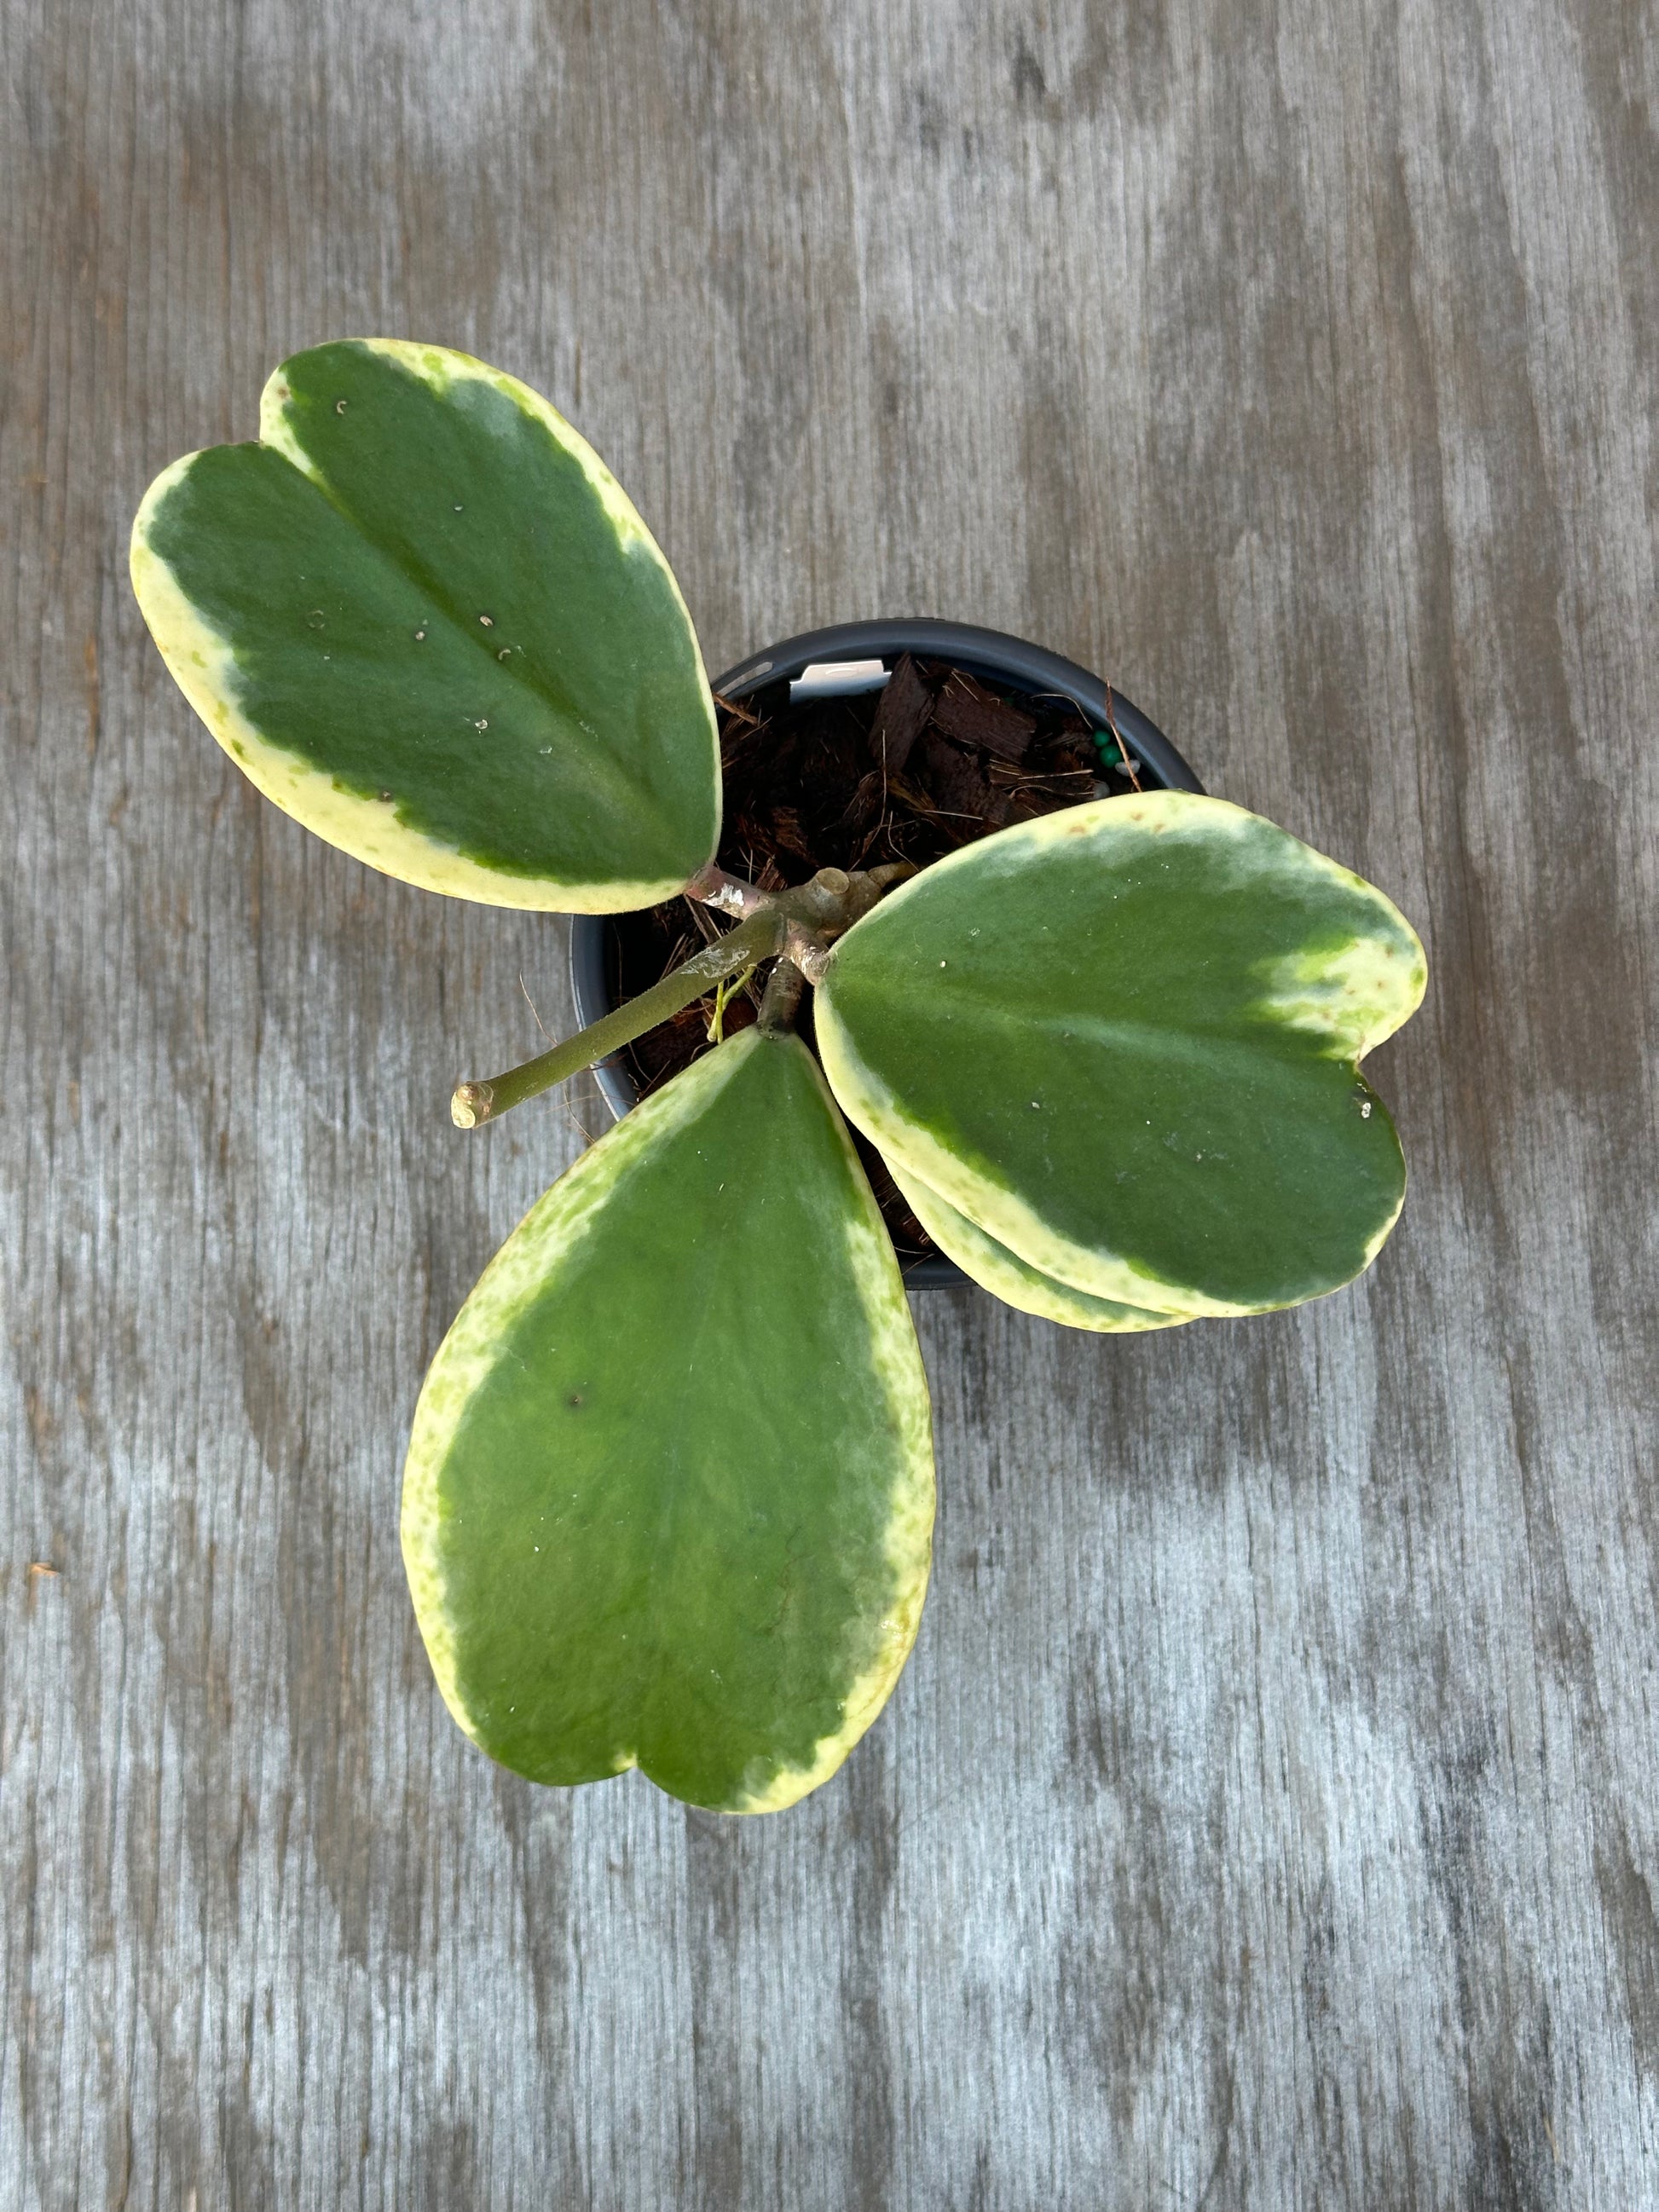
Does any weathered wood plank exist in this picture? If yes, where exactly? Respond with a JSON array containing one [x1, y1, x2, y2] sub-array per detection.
[[3, 0, 1656, 2204]]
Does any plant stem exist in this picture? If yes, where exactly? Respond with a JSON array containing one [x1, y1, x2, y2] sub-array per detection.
[[683, 893, 765, 1011], [758, 957, 806, 1032], [684, 862, 772, 918], [452, 909, 783, 1128], [452, 861, 922, 1132]]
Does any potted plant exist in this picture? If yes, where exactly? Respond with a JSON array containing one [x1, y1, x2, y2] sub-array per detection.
[[568, 615, 1206, 1287], [131, 339, 1426, 1816]]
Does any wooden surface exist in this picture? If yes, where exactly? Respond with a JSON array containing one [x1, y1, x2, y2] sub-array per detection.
[[4, 1, 1656, 2203]]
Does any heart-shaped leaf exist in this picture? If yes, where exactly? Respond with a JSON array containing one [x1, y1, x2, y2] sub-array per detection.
[[131, 340, 720, 910], [885, 1157, 1188, 1332], [402, 1028, 934, 1812], [816, 793, 1426, 1318]]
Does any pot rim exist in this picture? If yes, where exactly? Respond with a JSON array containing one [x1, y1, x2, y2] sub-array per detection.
[[568, 616, 1205, 1291]]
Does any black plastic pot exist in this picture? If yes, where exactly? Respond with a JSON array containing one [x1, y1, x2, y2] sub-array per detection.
[[569, 617, 1204, 1289]]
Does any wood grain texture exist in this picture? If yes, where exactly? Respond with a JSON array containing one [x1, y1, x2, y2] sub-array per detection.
[[3, 0, 1655, 2203]]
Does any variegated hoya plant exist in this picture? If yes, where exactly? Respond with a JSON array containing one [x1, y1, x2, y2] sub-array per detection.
[[132, 340, 1426, 1815]]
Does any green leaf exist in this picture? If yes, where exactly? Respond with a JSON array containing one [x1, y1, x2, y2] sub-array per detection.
[[130, 340, 720, 910], [402, 1028, 934, 1813], [816, 792, 1426, 1318], [886, 1157, 1188, 1333]]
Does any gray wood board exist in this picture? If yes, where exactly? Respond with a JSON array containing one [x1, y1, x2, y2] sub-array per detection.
[[3, 0, 1656, 2203]]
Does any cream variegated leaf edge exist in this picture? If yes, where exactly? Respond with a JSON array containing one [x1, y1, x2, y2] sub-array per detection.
[[130, 341, 719, 913], [818, 990, 1250, 1317], [737, 1041, 935, 1813], [402, 1030, 934, 1815], [885, 1157, 1191, 1333], [818, 793, 1428, 1319]]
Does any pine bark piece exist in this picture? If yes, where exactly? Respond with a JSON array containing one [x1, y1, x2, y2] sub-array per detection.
[[841, 769, 885, 833], [931, 671, 1036, 764], [766, 806, 813, 861], [918, 732, 1011, 832], [869, 655, 934, 776]]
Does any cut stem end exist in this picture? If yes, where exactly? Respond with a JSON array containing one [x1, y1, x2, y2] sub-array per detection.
[[452, 1083, 494, 1129]]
